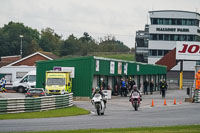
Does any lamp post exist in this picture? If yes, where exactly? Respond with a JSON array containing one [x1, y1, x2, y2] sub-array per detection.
[[19, 35, 24, 57]]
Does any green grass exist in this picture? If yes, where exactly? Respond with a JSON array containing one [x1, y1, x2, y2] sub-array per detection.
[[5, 125, 200, 133], [99, 53, 135, 61], [0, 106, 90, 120], [61, 53, 135, 61]]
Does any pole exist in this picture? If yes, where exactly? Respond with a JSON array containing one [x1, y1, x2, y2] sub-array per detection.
[[19, 35, 23, 57], [20, 37, 22, 56], [179, 60, 183, 90]]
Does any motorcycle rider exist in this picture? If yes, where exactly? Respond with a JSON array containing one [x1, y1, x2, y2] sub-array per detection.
[[92, 86, 107, 107], [129, 85, 142, 102], [0, 76, 6, 92]]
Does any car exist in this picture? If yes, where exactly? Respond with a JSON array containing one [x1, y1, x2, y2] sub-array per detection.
[[25, 88, 46, 98]]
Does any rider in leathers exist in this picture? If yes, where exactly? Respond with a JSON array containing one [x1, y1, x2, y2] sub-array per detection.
[[129, 85, 142, 102], [92, 86, 107, 107]]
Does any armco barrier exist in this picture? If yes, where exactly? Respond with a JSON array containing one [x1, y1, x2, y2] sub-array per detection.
[[0, 93, 73, 114], [194, 90, 200, 103]]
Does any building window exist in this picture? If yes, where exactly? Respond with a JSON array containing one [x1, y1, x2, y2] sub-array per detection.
[[177, 19, 182, 25], [152, 18, 158, 24], [149, 49, 170, 57], [159, 34, 163, 40], [188, 35, 194, 41], [150, 34, 197, 41], [182, 19, 186, 25], [187, 19, 192, 25], [158, 50, 163, 56], [164, 50, 169, 55], [152, 50, 157, 56], [164, 34, 170, 40], [151, 18, 199, 26]]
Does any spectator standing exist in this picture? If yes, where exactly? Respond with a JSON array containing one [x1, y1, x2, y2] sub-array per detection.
[[121, 79, 126, 96], [160, 79, 168, 98], [143, 80, 149, 95], [150, 80, 154, 95]]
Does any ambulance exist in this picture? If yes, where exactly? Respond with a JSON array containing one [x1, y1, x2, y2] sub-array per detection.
[[45, 70, 72, 95]]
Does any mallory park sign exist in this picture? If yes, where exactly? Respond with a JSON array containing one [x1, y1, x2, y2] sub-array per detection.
[[176, 42, 200, 60], [156, 27, 189, 32]]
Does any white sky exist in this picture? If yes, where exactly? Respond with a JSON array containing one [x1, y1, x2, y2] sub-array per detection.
[[0, 0, 200, 48]]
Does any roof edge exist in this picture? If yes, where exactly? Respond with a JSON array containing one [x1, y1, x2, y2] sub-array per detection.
[[7, 52, 53, 66], [149, 10, 200, 16]]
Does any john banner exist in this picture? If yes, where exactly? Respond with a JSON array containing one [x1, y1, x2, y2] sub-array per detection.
[[110, 61, 115, 74], [176, 41, 200, 60]]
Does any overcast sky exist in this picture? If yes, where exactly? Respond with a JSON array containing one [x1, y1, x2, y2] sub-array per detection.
[[0, 0, 200, 48]]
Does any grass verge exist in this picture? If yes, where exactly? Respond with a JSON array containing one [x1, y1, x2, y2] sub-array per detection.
[[0, 106, 90, 120], [5, 125, 200, 133], [99, 53, 135, 61]]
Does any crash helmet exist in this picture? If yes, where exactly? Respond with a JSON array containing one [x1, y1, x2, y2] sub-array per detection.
[[95, 86, 100, 93], [133, 85, 137, 91]]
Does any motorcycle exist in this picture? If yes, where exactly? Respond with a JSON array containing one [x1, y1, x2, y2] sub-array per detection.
[[92, 93, 106, 115], [130, 91, 141, 111]]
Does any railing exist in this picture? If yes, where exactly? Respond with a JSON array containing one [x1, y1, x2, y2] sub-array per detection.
[[194, 90, 200, 103], [0, 93, 73, 114]]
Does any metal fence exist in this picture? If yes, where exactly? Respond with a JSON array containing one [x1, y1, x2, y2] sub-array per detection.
[[0, 93, 73, 114]]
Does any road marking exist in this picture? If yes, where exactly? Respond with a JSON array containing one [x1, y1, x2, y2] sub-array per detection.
[[90, 111, 95, 114]]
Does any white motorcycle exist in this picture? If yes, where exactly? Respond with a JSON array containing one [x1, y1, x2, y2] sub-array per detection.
[[92, 93, 106, 115], [130, 91, 141, 111]]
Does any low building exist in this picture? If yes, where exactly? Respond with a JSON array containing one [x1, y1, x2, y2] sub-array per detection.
[[0, 51, 59, 88], [36, 56, 166, 98]]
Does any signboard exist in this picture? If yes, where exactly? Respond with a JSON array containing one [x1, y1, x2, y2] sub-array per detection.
[[124, 63, 128, 75], [176, 42, 200, 60], [96, 60, 99, 72], [110, 62, 115, 74], [118, 62, 122, 74], [137, 65, 140, 72], [53, 66, 75, 78]]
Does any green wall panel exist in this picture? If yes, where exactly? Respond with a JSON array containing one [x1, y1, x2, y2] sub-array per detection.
[[36, 56, 166, 97], [36, 56, 94, 97]]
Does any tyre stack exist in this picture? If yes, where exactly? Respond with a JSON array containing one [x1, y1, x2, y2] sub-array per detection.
[[194, 89, 200, 103]]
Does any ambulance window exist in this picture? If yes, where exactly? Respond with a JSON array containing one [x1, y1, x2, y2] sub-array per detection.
[[47, 78, 65, 85]]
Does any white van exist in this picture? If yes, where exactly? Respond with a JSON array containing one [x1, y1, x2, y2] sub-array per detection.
[[0, 66, 35, 89], [12, 70, 36, 93]]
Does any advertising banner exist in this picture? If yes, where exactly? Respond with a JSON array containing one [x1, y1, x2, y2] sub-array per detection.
[[124, 63, 128, 75], [176, 41, 200, 60], [110, 61, 115, 74], [118, 62, 122, 74], [96, 60, 99, 72]]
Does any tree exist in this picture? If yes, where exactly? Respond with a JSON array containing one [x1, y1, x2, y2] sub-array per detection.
[[78, 32, 98, 55], [39, 28, 63, 55], [99, 35, 130, 52], [60, 34, 80, 56], [0, 21, 40, 57]]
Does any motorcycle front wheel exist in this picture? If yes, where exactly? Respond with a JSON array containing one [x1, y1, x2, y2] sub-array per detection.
[[133, 102, 138, 111], [97, 107, 101, 115]]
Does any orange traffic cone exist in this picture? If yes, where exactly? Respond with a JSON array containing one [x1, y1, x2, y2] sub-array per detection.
[[174, 98, 176, 105], [180, 99, 182, 104], [151, 99, 154, 107], [164, 98, 167, 106]]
